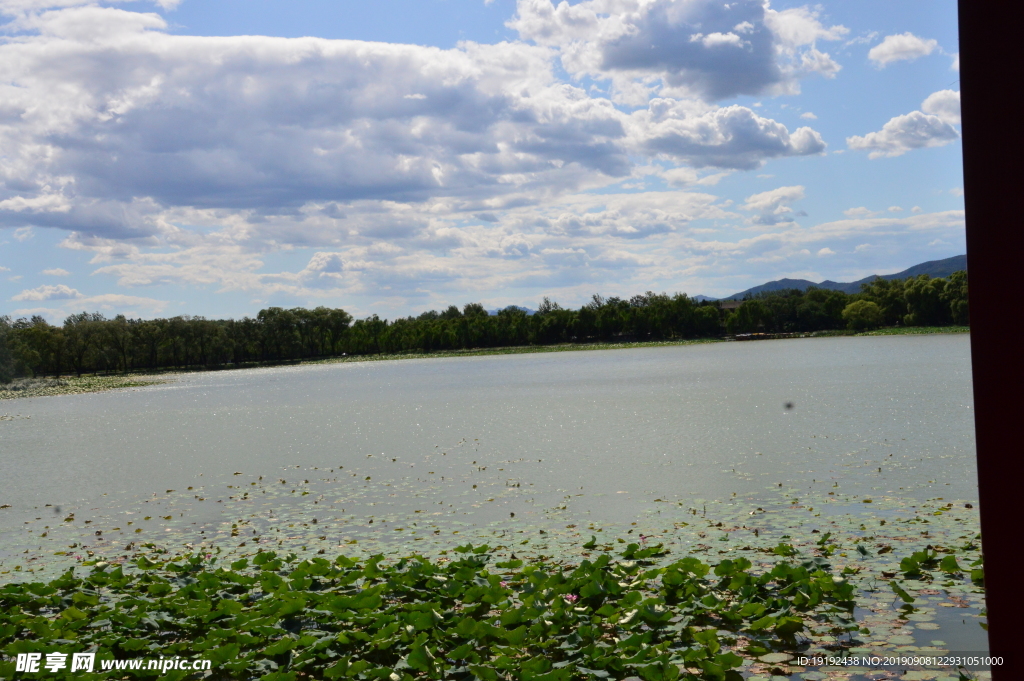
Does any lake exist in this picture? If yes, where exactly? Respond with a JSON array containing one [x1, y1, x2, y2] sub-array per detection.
[[0, 333, 989, 665], [1, 333, 976, 529]]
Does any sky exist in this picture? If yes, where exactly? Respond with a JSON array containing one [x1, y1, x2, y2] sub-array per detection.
[[0, 0, 964, 321]]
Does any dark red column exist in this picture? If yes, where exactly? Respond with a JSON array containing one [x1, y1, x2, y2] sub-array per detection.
[[958, 2, 1024, 677]]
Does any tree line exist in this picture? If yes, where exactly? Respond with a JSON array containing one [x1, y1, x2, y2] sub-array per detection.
[[0, 271, 967, 382]]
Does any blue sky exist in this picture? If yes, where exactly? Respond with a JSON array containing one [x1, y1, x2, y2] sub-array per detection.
[[0, 0, 963, 321]]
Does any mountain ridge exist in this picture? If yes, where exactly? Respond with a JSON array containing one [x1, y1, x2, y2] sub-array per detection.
[[708, 254, 967, 301]]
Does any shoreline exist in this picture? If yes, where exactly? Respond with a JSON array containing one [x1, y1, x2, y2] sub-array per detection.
[[0, 326, 969, 401]]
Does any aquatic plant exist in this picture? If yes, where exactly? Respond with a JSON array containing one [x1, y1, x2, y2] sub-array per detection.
[[0, 542, 860, 681]]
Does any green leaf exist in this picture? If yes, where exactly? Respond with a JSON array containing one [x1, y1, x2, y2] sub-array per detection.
[[323, 658, 350, 679], [505, 625, 528, 646], [406, 635, 435, 673], [890, 580, 915, 604], [468, 664, 498, 681], [208, 643, 241, 665], [264, 637, 297, 656], [774, 616, 804, 637]]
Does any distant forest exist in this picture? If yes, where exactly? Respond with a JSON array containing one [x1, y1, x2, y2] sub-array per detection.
[[0, 271, 967, 381]]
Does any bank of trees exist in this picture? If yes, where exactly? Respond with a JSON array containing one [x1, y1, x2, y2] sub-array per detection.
[[0, 271, 968, 381], [722, 270, 969, 334]]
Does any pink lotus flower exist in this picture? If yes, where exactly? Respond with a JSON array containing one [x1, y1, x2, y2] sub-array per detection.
[[564, 594, 579, 603]]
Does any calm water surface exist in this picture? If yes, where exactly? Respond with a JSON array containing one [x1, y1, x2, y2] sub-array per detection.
[[0, 333, 987, 662], [1, 334, 976, 530]]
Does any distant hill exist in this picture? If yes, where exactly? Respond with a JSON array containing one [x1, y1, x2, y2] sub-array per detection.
[[488, 306, 536, 316], [715, 254, 967, 301]]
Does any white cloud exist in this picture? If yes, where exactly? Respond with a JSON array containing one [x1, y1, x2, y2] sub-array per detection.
[[0, 4, 829, 254], [867, 32, 938, 67], [816, 247, 835, 256], [887, 206, 902, 212], [0, 2, 958, 314], [0, 0, 180, 16], [741, 185, 805, 225], [921, 89, 960, 125], [949, 187, 964, 197], [41, 267, 71, 276], [9, 293, 168, 321], [11, 284, 83, 301], [13, 227, 34, 242], [843, 207, 876, 218], [911, 206, 922, 213], [10, 306, 64, 320], [636, 102, 826, 169], [76, 293, 168, 314], [52, 197, 965, 311], [800, 111, 817, 119], [843, 31, 878, 47], [950, 52, 959, 71], [509, 0, 846, 101], [0, 265, 9, 272], [846, 111, 959, 158]]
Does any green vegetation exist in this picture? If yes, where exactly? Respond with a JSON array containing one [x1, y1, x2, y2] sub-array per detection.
[[0, 272, 967, 384], [858, 325, 969, 336], [0, 375, 164, 400], [0, 541, 865, 681], [841, 301, 883, 331], [723, 271, 968, 335], [0, 466, 987, 680]]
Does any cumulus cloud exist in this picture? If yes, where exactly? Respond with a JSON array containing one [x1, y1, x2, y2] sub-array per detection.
[[636, 102, 825, 169], [41, 267, 71, 275], [496, 233, 534, 258], [921, 89, 960, 125], [0, 2, 922, 314], [78, 293, 168, 313], [847, 111, 959, 158], [867, 32, 938, 67], [847, 91, 960, 158], [816, 247, 834, 256], [0, 0, 180, 16], [11, 284, 83, 301], [509, 0, 846, 101], [800, 111, 817, 119], [0, 15, 638, 236], [0, 3, 829, 250], [741, 185, 805, 225], [10, 292, 168, 321]]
